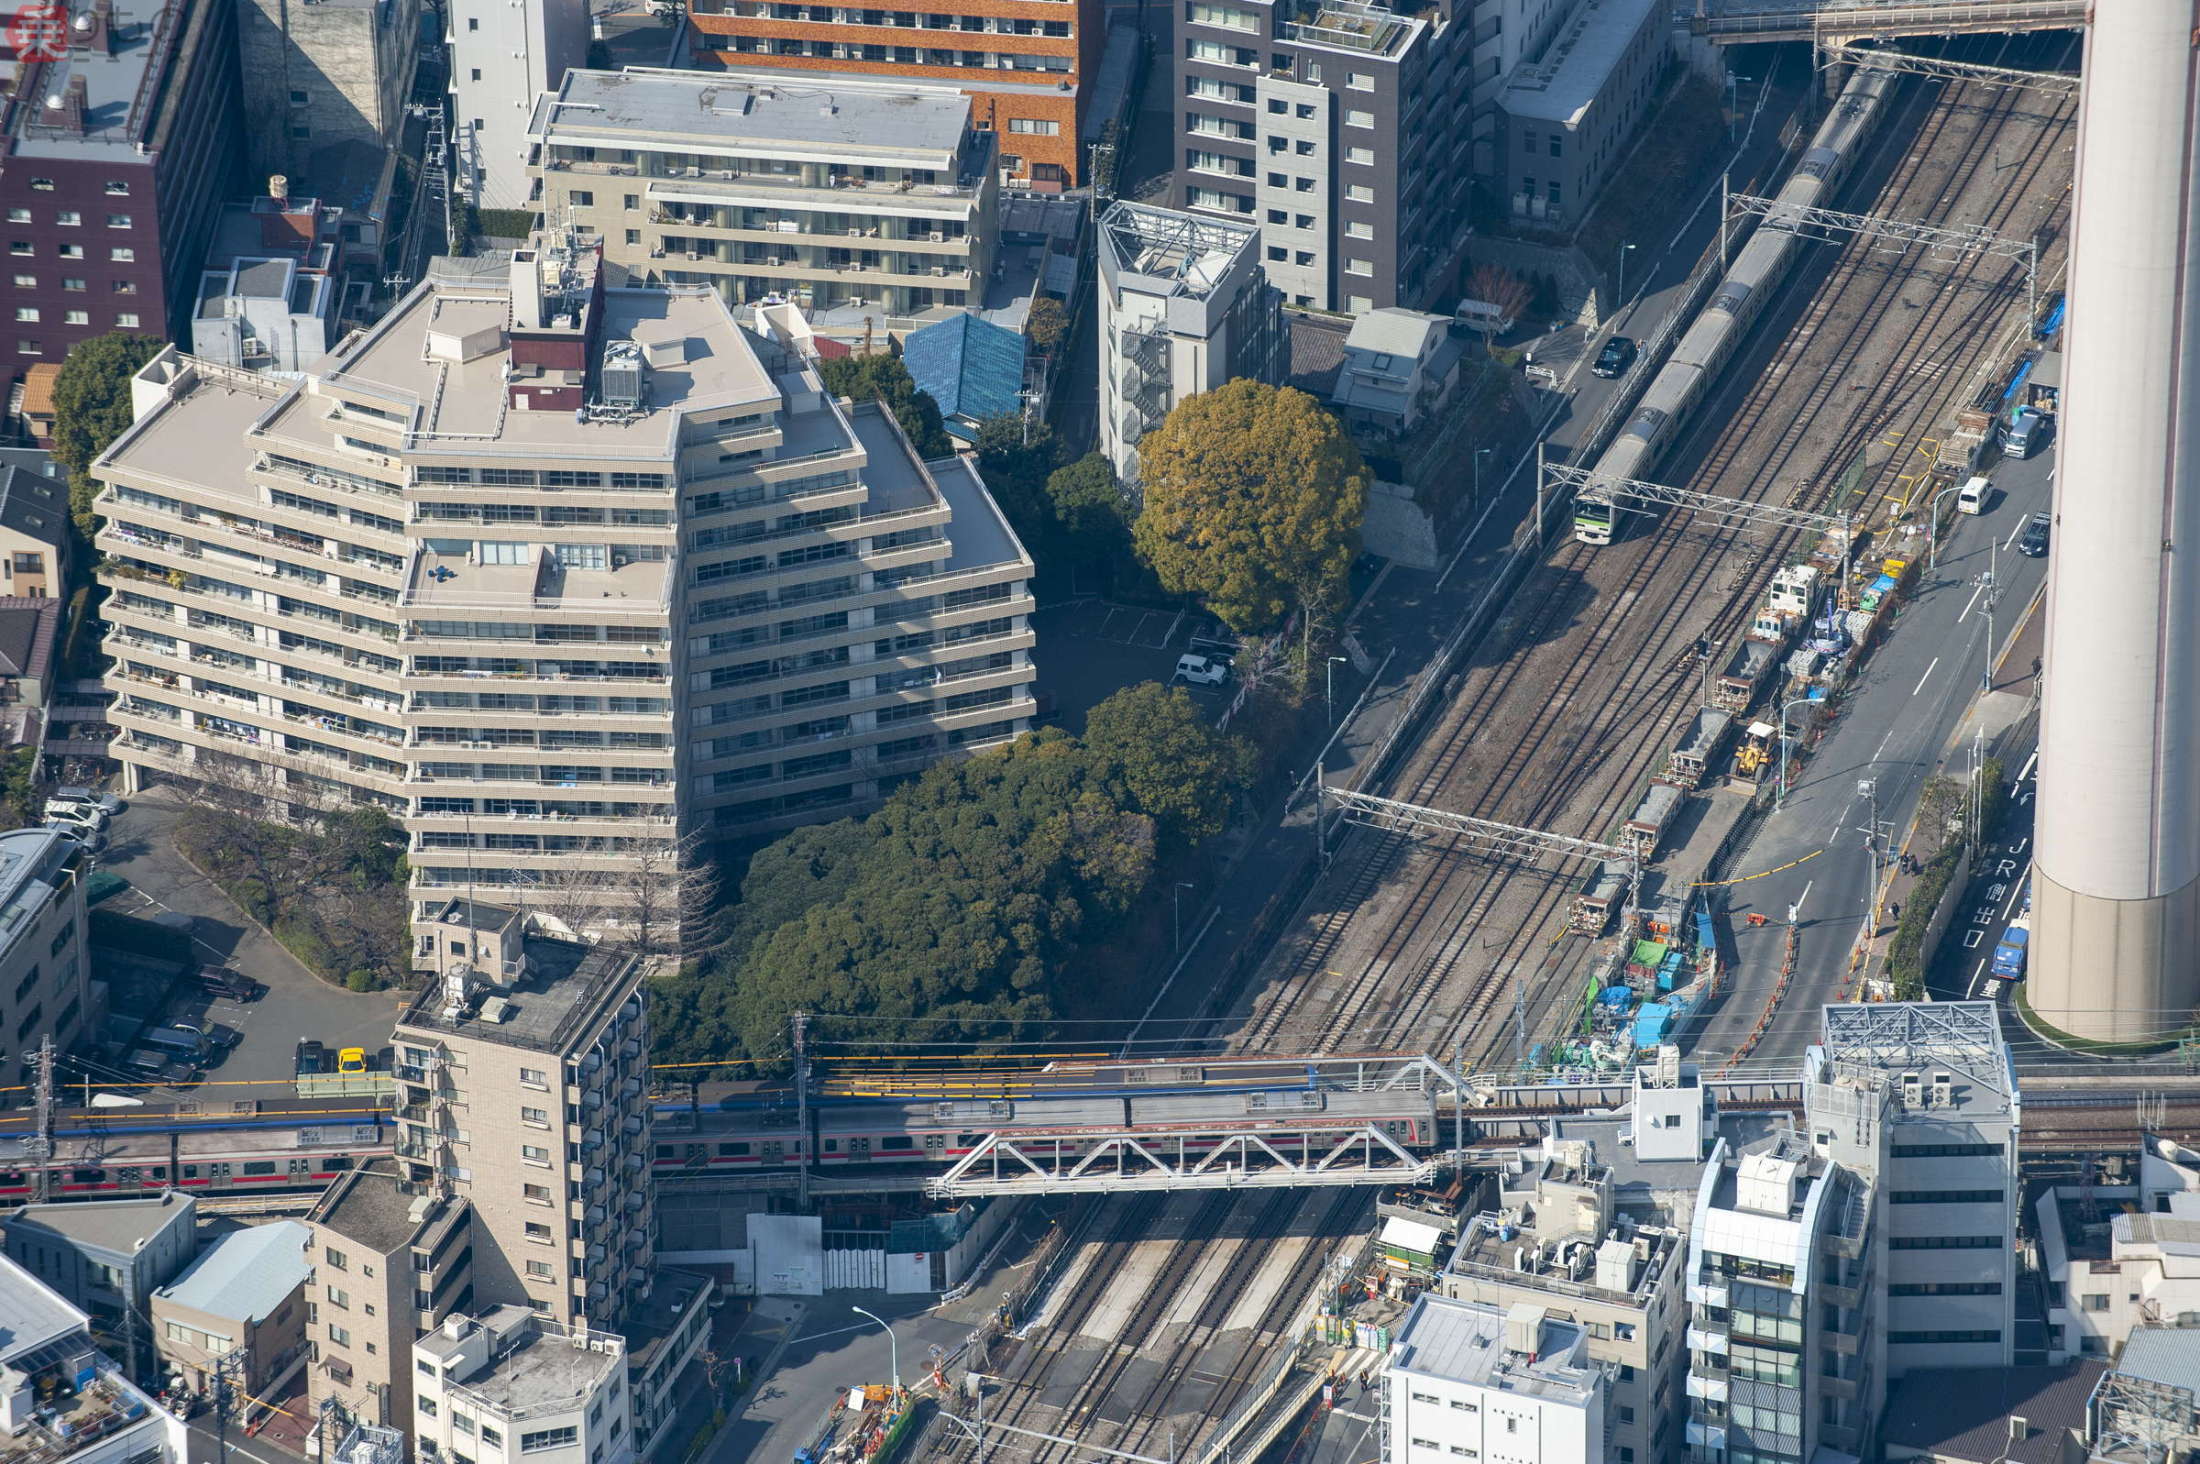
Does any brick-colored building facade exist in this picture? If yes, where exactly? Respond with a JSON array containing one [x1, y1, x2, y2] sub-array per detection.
[[686, 0, 1100, 187]]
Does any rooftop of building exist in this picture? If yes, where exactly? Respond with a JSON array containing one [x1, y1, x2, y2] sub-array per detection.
[[0, 466, 69, 551], [1280, 0, 1426, 60], [534, 67, 974, 163], [95, 353, 289, 495], [0, 597, 59, 682], [432, 899, 524, 937], [1810, 1000, 2015, 1119], [3, 0, 184, 159], [1100, 201, 1260, 299], [399, 940, 639, 1056], [622, 1265, 711, 1375], [1389, 1294, 1599, 1405], [401, 543, 671, 614], [1499, 0, 1658, 126], [928, 453, 1027, 574], [0, 451, 60, 482], [417, 1307, 625, 1417], [0, 1250, 92, 1368], [308, 1166, 432, 1254], [0, 827, 80, 947], [1881, 1360, 2106, 1464], [153, 1218, 307, 1324], [19, 365, 60, 423], [2110, 1328, 2200, 1396], [4, 1192, 193, 1261], [0, 1253, 170, 1464], [901, 313, 1025, 438]]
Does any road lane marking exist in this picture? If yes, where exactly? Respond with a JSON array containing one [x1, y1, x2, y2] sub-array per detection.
[[1912, 657, 1939, 695], [2004, 520, 2027, 551], [1959, 581, 1987, 621], [2018, 751, 2038, 782]]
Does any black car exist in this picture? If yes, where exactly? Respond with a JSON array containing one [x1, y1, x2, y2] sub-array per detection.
[[1592, 336, 1636, 378], [296, 1037, 328, 1074], [2018, 512, 2051, 557], [198, 967, 263, 1002]]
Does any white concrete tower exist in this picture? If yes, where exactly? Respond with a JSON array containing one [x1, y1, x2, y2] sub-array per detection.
[[2031, 0, 2200, 1042]]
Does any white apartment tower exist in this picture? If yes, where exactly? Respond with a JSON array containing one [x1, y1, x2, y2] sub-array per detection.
[[93, 240, 1037, 946], [1096, 200, 1283, 484], [451, 0, 589, 210]]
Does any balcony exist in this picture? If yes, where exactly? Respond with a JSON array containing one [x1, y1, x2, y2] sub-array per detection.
[[399, 545, 675, 615], [1685, 1326, 1728, 1355]]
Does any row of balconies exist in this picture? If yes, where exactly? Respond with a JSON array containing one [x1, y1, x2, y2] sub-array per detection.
[[650, 238, 976, 287]]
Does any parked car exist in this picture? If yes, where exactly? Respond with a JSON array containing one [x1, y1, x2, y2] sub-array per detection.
[[2018, 511, 2051, 558], [41, 800, 107, 832], [1174, 653, 1230, 687], [1592, 336, 1637, 378], [48, 787, 122, 817], [198, 967, 263, 1002], [43, 819, 107, 854]]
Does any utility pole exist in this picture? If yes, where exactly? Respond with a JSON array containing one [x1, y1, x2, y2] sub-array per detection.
[[28, 1038, 54, 1202], [210, 1347, 250, 1464], [1980, 535, 2001, 692], [792, 1012, 811, 1206], [1450, 1035, 1465, 1162]]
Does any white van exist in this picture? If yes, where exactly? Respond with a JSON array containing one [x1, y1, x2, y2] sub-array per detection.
[[1956, 475, 1992, 515]]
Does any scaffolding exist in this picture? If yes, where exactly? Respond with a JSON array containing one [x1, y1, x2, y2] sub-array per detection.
[[2090, 1368, 2195, 1464]]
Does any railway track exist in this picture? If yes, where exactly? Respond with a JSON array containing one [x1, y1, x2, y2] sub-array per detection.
[[1236, 45, 2078, 1074]]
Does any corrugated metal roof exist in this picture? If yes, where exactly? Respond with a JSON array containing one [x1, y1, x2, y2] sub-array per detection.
[[155, 1221, 310, 1325], [2115, 1329, 2200, 1397], [901, 313, 1026, 434]]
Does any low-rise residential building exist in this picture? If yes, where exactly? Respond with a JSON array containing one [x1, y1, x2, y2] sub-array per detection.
[[1095, 200, 1282, 484], [151, 1219, 311, 1398], [191, 192, 353, 374], [901, 312, 1027, 446], [2, 1194, 197, 1373], [2043, 1204, 2200, 1359], [1385, 1295, 1606, 1464], [95, 236, 1036, 937], [303, 1169, 473, 1431], [411, 1309, 633, 1464], [1496, 0, 1669, 231], [530, 69, 1001, 333], [0, 596, 61, 752], [0, 465, 71, 599], [1328, 307, 1464, 434], [0, 1249, 190, 1464], [0, 827, 92, 1091]]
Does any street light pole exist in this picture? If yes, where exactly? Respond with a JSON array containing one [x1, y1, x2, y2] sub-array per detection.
[[851, 1307, 900, 1392], [1473, 448, 1491, 513], [1326, 655, 1348, 721], [1727, 73, 1755, 142], [1615, 242, 1637, 322], [1776, 695, 1816, 811], [1172, 881, 1194, 951], [1980, 535, 2000, 692], [1928, 481, 1962, 570]]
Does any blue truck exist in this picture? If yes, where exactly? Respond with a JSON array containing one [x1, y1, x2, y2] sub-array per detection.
[[1991, 920, 2030, 982]]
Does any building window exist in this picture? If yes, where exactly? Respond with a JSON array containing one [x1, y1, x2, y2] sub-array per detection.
[[54, 211, 78, 226], [1890, 1191, 2002, 1205], [521, 1106, 548, 1125], [4, 210, 24, 222], [110, 248, 133, 263], [569, 191, 594, 207], [325, 1247, 347, 1270], [2083, 1293, 2109, 1312], [1346, 184, 1374, 203], [520, 1067, 547, 1085], [521, 1429, 578, 1453], [1345, 221, 1373, 239], [56, 245, 78, 258], [8, 275, 28, 288], [1007, 118, 1059, 135], [525, 1260, 554, 1279], [28, 178, 52, 192], [8, 244, 29, 256], [524, 1222, 552, 1242], [326, 1286, 348, 1307], [1549, 135, 1562, 158], [1266, 246, 1285, 261], [1345, 109, 1374, 128], [420, 1400, 439, 1419], [1344, 259, 1372, 277], [115, 313, 138, 328], [15, 341, 38, 355], [13, 308, 36, 322], [62, 310, 85, 325], [327, 1324, 351, 1347], [1345, 146, 1375, 166], [60, 277, 82, 291], [289, 89, 309, 103], [1888, 1330, 2002, 1344], [470, 68, 481, 80], [481, 1429, 502, 1450], [103, 181, 128, 195]]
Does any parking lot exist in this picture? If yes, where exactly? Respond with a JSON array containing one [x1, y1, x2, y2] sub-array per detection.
[[86, 792, 404, 1092], [1032, 599, 1238, 730]]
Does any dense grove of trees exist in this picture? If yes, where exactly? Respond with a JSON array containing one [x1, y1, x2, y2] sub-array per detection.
[[653, 685, 1253, 1070]]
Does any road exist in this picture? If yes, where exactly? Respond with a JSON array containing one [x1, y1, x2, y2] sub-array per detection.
[[1695, 438, 2058, 1063]]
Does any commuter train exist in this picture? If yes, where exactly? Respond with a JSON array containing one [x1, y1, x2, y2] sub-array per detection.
[[1574, 63, 1900, 545]]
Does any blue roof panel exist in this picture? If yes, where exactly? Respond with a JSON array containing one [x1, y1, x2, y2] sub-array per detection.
[[902, 313, 1027, 430]]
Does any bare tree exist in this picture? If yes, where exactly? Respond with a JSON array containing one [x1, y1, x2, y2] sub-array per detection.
[[518, 827, 722, 963], [1464, 264, 1532, 343]]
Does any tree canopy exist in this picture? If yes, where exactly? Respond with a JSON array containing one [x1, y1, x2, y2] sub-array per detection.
[[51, 332, 165, 543], [972, 413, 1065, 561], [652, 686, 1256, 1070], [1132, 379, 1367, 633], [1044, 453, 1132, 569], [817, 352, 953, 458]]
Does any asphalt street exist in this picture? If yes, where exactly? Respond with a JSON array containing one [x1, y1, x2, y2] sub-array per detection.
[[1695, 438, 2058, 1064]]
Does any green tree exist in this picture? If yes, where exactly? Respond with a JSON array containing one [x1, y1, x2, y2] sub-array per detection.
[[51, 332, 165, 544], [1083, 683, 1256, 850], [1132, 379, 1367, 633], [818, 353, 952, 458], [1025, 295, 1070, 354], [973, 413, 1065, 560], [1044, 452, 1130, 568]]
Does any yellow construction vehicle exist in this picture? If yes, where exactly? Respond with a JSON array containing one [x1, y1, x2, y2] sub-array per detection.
[[1734, 721, 1776, 781]]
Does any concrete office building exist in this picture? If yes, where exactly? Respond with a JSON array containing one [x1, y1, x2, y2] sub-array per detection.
[[1173, 0, 1472, 313], [530, 70, 1002, 332], [2, 1194, 196, 1374], [1465, 0, 1574, 179], [0, 0, 242, 381], [2031, 0, 2200, 1041], [411, 1309, 633, 1464], [1495, 0, 1668, 230], [685, 0, 1102, 188], [95, 239, 1035, 939], [233, 0, 422, 183], [1096, 200, 1282, 483], [1385, 1295, 1606, 1464], [151, 1219, 311, 1398], [0, 1251, 190, 1464], [0, 827, 91, 1092], [452, 0, 589, 209]]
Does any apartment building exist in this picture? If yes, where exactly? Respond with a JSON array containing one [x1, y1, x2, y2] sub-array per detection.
[[0, 464, 69, 598], [412, 1309, 633, 1464], [234, 0, 422, 184], [685, 0, 1101, 188], [151, 1220, 311, 1398], [453, 0, 589, 209], [303, 1169, 471, 1429], [190, 192, 352, 374], [0, 0, 242, 382], [0, 1251, 190, 1464], [1096, 200, 1282, 483], [94, 236, 1035, 937], [529, 69, 1002, 332], [1172, 0, 1473, 313], [0, 827, 91, 1092], [1385, 1296, 1606, 1464]]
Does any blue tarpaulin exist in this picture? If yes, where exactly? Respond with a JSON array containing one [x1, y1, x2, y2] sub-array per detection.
[[1633, 1003, 1674, 1045]]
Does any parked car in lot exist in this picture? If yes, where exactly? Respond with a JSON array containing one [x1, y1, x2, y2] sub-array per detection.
[[1174, 653, 1231, 687], [197, 967, 263, 1002], [43, 820, 106, 854], [42, 800, 107, 832], [48, 787, 122, 817], [126, 1048, 196, 1087], [1592, 335, 1637, 378], [2018, 511, 2051, 558]]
